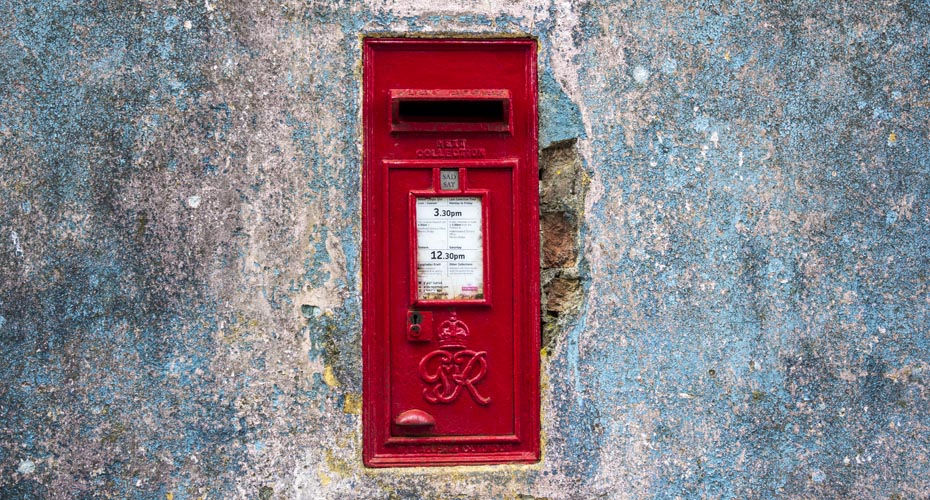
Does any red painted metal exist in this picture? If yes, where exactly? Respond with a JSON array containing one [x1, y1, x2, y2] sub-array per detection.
[[363, 38, 539, 467]]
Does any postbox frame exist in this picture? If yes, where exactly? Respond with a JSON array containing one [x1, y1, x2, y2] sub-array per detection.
[[362, 38, 540, 467]]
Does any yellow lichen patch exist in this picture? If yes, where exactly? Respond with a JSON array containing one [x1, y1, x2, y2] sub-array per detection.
[[889, 132, 898, 143], [325, 449, 352, 477], [221, 313, 261, 344], [166, 493, 174, 500], [885, 365, 913, 383], [343, 392, 362, 414], [318, 466, 332, 487], [323, 365, 339, 388]]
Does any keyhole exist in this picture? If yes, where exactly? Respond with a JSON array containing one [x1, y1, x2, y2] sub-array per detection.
[[406, 310, 431, 343]]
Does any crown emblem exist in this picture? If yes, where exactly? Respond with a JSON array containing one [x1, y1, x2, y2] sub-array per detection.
[[437, 313, 470, 349]]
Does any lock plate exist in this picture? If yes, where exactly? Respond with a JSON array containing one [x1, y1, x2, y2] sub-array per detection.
[[406, 310, 433, 342]]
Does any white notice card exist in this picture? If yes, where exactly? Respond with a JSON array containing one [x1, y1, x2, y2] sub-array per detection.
[[416, 197, 484, 300]]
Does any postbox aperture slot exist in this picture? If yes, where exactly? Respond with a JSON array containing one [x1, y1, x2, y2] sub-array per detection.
[[398, 100, 505, 123], [390, 89, 511, 133]]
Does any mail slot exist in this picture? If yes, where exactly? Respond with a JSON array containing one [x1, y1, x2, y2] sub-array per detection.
[[390, 89, 512, 133], [362, 39, 540, 467]]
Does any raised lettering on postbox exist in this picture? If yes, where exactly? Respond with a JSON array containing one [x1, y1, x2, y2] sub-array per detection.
[[418, 314, 490, 406]]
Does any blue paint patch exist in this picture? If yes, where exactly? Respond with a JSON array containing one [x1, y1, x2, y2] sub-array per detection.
[[164, 15, 180, 32], [885, 210, 898, 225], [661, 57, 678, 75], [539, 68, 586, 147]]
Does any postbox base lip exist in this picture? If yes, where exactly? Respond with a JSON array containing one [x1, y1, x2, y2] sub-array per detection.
[[364, 450, 540, 468]]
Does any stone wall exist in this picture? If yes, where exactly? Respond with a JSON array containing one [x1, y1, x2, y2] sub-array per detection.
[[1, 1, 929, 498]]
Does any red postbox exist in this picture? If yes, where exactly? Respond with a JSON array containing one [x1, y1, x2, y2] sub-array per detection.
[[362, 39, 540, 467]]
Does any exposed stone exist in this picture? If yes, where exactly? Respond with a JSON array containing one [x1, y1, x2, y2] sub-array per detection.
[[539, 139, 584, 213], [541, 211, 577, 268], [546, 277, 582, 314], [538, 122, 587, 367]]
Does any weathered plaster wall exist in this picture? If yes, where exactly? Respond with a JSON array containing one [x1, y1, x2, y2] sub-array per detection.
[[2, 0, 929, 498]]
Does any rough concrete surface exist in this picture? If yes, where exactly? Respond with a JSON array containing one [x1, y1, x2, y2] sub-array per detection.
[[2, 0, 929, 498]]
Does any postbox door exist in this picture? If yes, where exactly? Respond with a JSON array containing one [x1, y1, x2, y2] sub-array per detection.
[[387, 161, 516, 439]]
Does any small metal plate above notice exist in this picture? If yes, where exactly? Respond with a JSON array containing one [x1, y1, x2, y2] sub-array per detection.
[[440, 169, 459, 191], [416, 197, 483, 301]]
